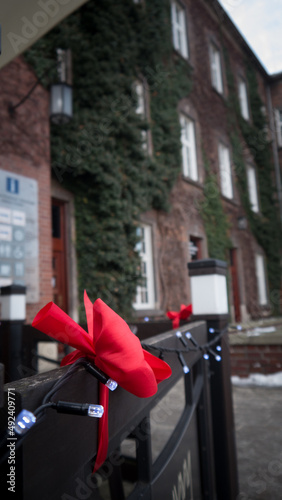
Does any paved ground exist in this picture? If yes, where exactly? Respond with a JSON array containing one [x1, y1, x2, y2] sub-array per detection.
[[232, 386, 282, 500]]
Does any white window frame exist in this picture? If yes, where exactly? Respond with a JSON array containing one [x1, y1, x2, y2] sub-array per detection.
[[180, 114, 198, 181], [171, 1, 189, 59], [238, 77, 249, 120], [255, 254, 268, 306], [275, 109, 282, 147], [218, 143, 233, 199], [134, 80, 145, 116], [134, 80, 148, 151], [133, 224, 155, 310], [210, 44, 223, 94], [247, 164, 259, 212]]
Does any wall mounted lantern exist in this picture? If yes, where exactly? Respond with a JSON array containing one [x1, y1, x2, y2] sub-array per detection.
[[237, 216, 248, 230], [50, 49, 73, 125], [9, 48, 72, 125]]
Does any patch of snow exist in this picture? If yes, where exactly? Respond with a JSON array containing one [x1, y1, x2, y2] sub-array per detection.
[[232, 372, 282, 387], [246, 326, 277, 336]]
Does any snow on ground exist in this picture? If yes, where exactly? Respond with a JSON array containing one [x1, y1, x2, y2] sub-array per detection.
[[232, 371, 282, 387]]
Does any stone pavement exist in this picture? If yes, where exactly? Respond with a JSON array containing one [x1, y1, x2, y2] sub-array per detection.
[[232, 386, 282, 500]]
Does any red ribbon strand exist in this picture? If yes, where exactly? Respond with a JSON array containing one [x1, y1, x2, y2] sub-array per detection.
[[166, 304, 193, 329], [32, 291, 171, 472]]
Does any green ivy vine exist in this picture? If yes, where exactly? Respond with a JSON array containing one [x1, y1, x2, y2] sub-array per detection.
[[25, 0, 192, 319], [224, 48, 281, 311], [199, 150, 231, 261]]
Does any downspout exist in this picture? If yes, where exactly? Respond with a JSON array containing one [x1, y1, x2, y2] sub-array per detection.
[[266, 83, 282, 224]]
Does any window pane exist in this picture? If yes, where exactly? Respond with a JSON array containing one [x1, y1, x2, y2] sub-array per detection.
[[218, 143, 233, 199], [210, 45, 223, 94], [134, 224, 155, 309], [255, 254, 268, 305], [247, 165, 259, 212], [180, 115, 198, 180], [171, 1, 188, 59], [238, 79, 249, 120]]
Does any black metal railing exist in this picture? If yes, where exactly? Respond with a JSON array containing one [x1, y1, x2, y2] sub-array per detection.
[[0, 319, 238, 500]]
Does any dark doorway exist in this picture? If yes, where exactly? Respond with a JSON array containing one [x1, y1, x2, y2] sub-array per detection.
[[230, 248, 241, 322], [52, 199, 68, 312]]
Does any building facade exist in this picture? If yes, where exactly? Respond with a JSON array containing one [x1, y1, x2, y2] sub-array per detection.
[[0, 0, 281, 325]]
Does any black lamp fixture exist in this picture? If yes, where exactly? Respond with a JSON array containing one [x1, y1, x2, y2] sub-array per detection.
[[9, 48, 73, 125], [50, 49, 73, 125], [237, 215, 248, 230]]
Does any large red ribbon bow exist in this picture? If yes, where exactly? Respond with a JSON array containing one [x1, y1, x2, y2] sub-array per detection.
[[32, 291, 171, 472], [166, 303, 193, 329]]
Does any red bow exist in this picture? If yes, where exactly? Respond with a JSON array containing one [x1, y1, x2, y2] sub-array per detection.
[[166, 304, 193, 329], [32, 291, 171, 472]]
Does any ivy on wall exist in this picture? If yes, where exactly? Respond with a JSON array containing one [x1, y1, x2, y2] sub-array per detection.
[[224, 49, 281, 310], [199, 151, 231, 261], [25, 0, 192, 319]]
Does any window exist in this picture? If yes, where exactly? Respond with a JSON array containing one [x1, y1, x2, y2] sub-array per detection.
[[238, 78, 249, 120], [171, 1, 189, 59], [218, 143, 233, 199], [210, 44, 223, 94], [180, 115, 198, 181], [255, 254, 268, 305], [189, 236, 202, 261], [134, 80, 145, 116], [134, 225, 155, 310], [133, 80, 148, 151], [247, 164, 259, 212], [275, 109, 282, 147]]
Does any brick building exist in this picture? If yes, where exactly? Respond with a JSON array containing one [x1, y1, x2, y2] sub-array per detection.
[[0, 0, 281, 325], [0, 57, 53, 323]]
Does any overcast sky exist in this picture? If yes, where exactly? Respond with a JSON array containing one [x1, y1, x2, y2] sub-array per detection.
[[218, 0, 282, 74]]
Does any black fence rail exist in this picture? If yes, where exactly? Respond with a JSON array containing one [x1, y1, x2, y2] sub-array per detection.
[[1, 322, 225, 500], [0, 320, 237, 500]]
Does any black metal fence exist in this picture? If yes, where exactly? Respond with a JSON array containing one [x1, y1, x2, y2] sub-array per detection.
[[0, 319, 238, 500]]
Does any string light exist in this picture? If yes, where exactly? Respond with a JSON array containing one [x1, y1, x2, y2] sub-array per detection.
[[177, 352, 190, 374], [0, 359, 106, 466], [209, 348, 221, 362], [15, 410, 36, 435], [185, 332, 199, 348], [175, 330, 188, 347], [142, 325, 229, 372], [84, 361, 118, 391]]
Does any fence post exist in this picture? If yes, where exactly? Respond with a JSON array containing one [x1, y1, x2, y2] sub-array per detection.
[[188, 259, 239, 500], [0, 284, 26, 383]]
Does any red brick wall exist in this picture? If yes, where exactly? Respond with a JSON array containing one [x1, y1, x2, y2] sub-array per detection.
[[0, 56, 52, 324], [141, 0, 270, 319], [230, 344, 282, 377], [270, 78, 282, 166]]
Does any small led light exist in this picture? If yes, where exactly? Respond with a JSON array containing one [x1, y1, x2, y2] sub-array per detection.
[[176, 331, 188, 347], [216, 346, 222, 352], [88, 405, 104, 418], [178, 352, 190, 374], [106, 379, 118, 391], [215, 355, 222, 362], [15, 410, 36, 435], [209, 328, 215, 333], [185, 332, 191, 339], [237, 325, 242, 331], [203, 353, 209, 360], [144, 317, 149, 322]]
